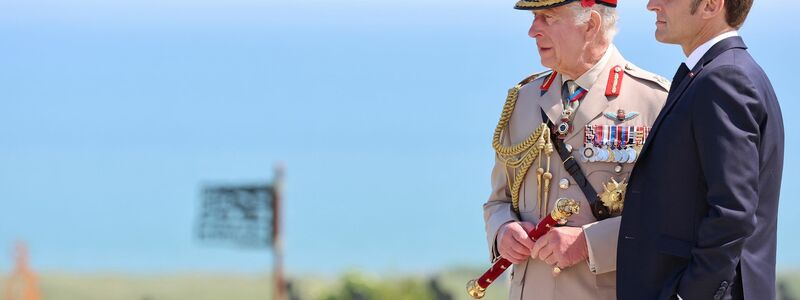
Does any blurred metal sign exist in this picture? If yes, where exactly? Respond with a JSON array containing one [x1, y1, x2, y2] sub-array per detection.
[[197, 184, 274, 248]]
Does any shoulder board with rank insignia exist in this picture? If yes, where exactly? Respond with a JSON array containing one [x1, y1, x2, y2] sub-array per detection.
[[622, 62, 671, 92], [511, 69, 553, 90]]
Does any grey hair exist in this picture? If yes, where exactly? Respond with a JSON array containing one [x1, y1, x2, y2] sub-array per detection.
[[570, 3, 618, 41]]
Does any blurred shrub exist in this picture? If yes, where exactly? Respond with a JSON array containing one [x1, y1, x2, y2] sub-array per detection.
[[316, 272, 435, 300]]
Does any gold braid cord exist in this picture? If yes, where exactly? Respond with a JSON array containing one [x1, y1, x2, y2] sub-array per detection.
[[492, 72, 553, 213], [514, 0, 569, 9], [541, 135, 554, 218]]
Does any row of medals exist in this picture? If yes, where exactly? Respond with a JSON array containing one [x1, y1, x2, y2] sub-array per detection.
[[579, 125, 650, 164]]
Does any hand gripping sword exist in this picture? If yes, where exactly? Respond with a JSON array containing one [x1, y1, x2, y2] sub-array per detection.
[[466, 198, 580, 299]]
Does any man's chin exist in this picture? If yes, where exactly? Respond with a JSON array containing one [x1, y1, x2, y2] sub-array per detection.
[[537, 55, 554, 69], [654, 32, 675, 44], [655, 30, 671, 44], [539, 59, 555, 70]]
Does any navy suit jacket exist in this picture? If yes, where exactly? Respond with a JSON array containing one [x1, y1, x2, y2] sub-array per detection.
[[617, 36, 784, 300]]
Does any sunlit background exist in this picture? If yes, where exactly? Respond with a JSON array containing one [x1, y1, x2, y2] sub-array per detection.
[[0, 0, 796, 299]]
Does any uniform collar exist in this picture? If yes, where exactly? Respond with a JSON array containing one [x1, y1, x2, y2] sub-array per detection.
[[562, 44, 616, 90], [685, 31, 739, 69]]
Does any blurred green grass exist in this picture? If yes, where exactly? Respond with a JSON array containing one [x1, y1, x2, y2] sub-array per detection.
[[3, 269, 799, 300], [2, 268, 508, 300]]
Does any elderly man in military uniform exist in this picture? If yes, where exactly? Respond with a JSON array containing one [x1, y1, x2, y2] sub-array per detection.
[[482, 0, 670, 299]]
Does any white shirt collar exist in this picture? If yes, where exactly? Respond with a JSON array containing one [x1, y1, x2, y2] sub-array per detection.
[[562, 44, 616, 90], [685, 31, 739, 69]]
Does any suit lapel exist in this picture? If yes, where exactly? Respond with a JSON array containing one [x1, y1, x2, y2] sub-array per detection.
[[635, 36, 748, 161], [636, 66, 698, 157]]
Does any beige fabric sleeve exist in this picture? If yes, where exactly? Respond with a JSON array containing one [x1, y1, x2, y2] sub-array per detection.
[[581, 216, 621, 274], [484, 156, 518, 261]]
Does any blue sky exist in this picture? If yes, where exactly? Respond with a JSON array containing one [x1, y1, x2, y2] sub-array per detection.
[[0, 0, 796, 275]]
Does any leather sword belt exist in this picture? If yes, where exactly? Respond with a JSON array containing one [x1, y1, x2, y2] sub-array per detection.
[[541, 109, 614, 221]]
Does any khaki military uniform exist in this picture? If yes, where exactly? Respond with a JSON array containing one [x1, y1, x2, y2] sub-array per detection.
[[483, 46, 669, 300]]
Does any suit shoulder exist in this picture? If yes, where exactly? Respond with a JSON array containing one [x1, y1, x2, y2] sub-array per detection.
[[622, 62, 671, 92], [710, 47, 757, 71], [694, 63, 759, 91], [701, 60, 759, 80]]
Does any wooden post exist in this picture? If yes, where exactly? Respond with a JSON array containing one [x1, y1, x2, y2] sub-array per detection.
[[4, 241, 41, 300], [272, 164, 286, 300]]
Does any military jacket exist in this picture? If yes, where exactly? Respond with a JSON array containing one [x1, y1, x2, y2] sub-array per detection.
[[483, 46, 669, 300]]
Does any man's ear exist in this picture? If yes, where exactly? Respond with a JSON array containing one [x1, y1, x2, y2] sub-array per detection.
[[586, 10, 602, 39], [701, 0, 725, 20]]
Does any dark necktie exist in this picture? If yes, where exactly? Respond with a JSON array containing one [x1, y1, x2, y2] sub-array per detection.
[[561, 80, 575, 105], [671, 63, 691, 89]]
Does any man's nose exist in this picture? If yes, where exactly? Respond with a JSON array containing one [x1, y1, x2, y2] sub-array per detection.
[[528, 18, 544, 38], [646, 0, 660, 12]]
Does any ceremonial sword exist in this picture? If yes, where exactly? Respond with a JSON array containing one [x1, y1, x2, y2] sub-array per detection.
[[466, 197, 580, 299]]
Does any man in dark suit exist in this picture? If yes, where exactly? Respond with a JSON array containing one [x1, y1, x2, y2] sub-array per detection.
[[616, 0, 784, 299]]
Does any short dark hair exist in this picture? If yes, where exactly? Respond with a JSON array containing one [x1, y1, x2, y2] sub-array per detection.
[[690, 0, 753, 29]]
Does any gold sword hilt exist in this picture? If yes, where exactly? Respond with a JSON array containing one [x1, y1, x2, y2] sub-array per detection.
[[466, 279, 486, 299], [552, 197, 580, 224]]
